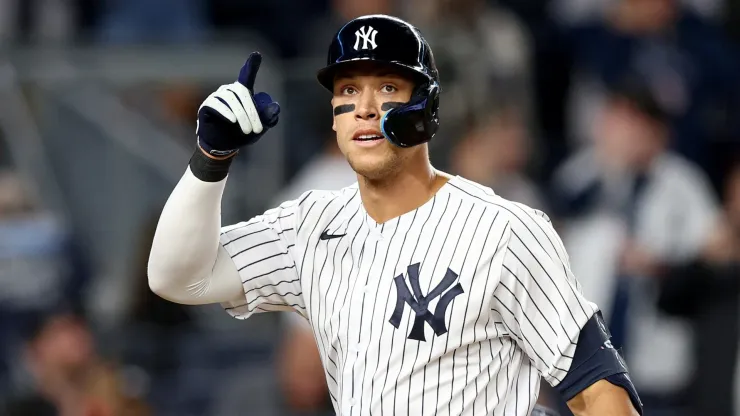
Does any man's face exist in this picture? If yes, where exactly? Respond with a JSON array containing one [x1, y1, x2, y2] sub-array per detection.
[[26, 315, 94, 384], [595, 97, 666, 170], [331, 63, 419, 180], [615, 0, 677, 33]]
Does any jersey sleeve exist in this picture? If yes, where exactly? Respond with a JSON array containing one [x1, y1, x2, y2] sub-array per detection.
[[219, 193, 308, 319], [492, 205, 598, 387]]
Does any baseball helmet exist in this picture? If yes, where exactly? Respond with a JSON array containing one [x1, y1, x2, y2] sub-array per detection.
[[316, 14, 441, 148]]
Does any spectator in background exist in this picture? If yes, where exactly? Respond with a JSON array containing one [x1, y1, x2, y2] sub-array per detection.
[[449, 106, 546, 210], [565, 0, 740, 194], [0, 170, 148, 416], [551, 76, 720, 415], [0, 170, 90, 403], [12, 312, 150, 416], [74, 361, 151, 416], [655, 160, 740, 416]]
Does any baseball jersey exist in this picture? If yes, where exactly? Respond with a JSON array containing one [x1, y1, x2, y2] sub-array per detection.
[[219, 175, 598, 416]]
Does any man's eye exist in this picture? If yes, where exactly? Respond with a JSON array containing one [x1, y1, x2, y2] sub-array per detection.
[[342, 86, 357, 95], [382, 85, 397, 93]]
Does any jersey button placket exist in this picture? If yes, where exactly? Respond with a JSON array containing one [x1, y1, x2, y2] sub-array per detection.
[[368, 230, 381, 243], [342, 293, 360, 414], [345, 221, 375, 414], [341, 364, 354, 413], [375, 230, 385, 242], [348, 343, 362, 354]]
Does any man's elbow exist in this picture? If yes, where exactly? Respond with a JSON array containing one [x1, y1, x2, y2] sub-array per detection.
[[556, 312, 642, 414], [567, 379, 639, 416], [146, 254, 200, 304], [147, 255, 178, 301], [146, 233, 222, 304]]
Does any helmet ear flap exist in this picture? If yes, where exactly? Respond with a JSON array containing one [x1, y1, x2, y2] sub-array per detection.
[[424, 82, 440, 137], [381, 80, 440, 148]]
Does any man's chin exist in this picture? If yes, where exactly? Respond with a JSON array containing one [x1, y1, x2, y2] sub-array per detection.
[[347, 156, 397, 181]]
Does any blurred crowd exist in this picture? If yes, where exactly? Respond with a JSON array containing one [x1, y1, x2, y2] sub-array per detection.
[[0, 0, 739, 415]]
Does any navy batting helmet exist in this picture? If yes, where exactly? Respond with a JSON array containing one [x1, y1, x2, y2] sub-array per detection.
[[316, 14, 441, 148]]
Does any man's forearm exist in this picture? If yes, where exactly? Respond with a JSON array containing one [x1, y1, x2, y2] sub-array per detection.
[[147, 165, 229, 303], [567, 379, 639, 416]]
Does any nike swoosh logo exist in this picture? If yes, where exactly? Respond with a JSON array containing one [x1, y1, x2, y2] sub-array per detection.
[[320, 230, 346, 240]]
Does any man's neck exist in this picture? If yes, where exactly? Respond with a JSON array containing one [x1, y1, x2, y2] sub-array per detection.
[[358, 162, 451, 224]]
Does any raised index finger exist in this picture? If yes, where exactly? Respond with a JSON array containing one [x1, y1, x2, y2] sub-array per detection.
[[238, 52, 262, 91]]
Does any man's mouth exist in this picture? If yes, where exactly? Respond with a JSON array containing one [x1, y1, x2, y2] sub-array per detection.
[[354, 134, 384, 141], [353, 129, 385, 142]]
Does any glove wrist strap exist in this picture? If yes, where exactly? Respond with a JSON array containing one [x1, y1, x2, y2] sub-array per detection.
[[197, 137, 239, 158], [189, 148, 236, 182]]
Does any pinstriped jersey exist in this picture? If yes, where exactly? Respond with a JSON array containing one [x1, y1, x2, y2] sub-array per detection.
[[219, 175, 598, 416]]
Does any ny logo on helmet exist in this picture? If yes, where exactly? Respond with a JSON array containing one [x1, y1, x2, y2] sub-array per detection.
[[354, 26, 378, 51], [388, 263, 464, 341]]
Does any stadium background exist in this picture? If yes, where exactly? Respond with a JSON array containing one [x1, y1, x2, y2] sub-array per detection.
[[0, 0, 738, 415]]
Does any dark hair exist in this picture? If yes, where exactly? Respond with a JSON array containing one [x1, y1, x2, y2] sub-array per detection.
[[606, 75, 669, 124]]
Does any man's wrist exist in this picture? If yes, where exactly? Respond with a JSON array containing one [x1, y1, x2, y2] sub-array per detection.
[[197, 137, 239, 159], [189, 147, 236, 182], [197, 144, 237, 160]]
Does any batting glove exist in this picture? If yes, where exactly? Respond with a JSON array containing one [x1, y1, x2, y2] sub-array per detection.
[[196, 52, 281, 158]]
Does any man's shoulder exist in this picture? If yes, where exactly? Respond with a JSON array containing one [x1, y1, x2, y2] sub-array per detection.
[[449, 175, 552, 227], [453, 177, 567, 265], [653, 152, 712, 189]]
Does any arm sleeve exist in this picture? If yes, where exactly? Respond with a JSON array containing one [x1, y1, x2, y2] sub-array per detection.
[[492, 205, 598, 386], [148, 166, 244, 305]]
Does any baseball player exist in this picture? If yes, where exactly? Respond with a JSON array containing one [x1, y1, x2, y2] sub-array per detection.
[[148, 14, 642, 416]]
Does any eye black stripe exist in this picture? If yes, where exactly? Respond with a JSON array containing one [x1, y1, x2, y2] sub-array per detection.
[[333, 104, 355, 115], [381, 102, 403, 111]]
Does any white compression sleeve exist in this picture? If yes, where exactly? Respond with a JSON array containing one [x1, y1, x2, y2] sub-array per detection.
[[147, 166, 243, 305]]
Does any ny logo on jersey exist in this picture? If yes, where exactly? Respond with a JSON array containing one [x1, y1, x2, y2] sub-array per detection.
[[354, 26, 378, 50], [388, 263, 464, 341]]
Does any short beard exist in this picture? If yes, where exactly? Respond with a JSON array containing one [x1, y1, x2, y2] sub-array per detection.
[[347, 151, 405, 183]]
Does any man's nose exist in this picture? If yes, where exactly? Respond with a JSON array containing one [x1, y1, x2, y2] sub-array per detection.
[[355, 91, 379, 121]]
